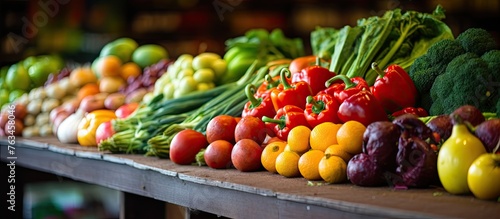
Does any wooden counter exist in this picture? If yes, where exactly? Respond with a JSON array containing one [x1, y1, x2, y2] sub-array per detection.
[[1, 137, 499, 219]]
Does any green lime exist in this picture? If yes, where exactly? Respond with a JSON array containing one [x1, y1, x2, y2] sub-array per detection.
[[0, 89, 9, 107], [132, 44, 168, 68], [8, 89, 25, 102], [6, 63, 31, 91], [100, 38, 138, 63], [23, 56, 38, 69]]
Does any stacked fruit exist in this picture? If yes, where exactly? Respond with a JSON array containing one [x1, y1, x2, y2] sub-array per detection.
[[0, 55, 64, 108], [262, 121, 366, 183], [152, 53, 227, 100]]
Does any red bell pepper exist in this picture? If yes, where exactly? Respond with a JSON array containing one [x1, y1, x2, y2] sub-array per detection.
[[262, 105, 310, 141], [304, 94, 341, 128], [242, 84, 276, 120], [371, 62, 418, 113], [391, 107, 429, 118], [323, 75, 370, 104], [291, 57, 336, 95], [270, 68, 313, 111], [256, 74, 284, 96], [337, 90, 389, 126]]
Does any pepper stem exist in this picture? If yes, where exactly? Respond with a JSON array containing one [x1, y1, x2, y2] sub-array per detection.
[[371, 62, 386, 78], [265, 74, 280, 89], [261, 116, 285, 128], [280, 68, 292, 90], [245, 84, 261, 109], [315, 56, 321, 66], [325, 74, 356, 89], [307, 96, 325, 114]]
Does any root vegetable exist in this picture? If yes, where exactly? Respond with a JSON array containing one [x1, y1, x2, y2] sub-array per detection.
[[57, 110, 85, 143], [23, 114, 36, 126], [36, 112, 50, 126], [22, 126, 39, 138], [39, 124, 53, 136], [27, 99, 42, 115], [41, 98, 60, 113], [45, 83, 66, 99]]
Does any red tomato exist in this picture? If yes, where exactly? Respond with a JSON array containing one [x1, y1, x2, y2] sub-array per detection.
[[95, 121, 115, 145], [115, 102, 140, 119], [204, 140, 234, 169], [170, 129, 208, 165], [231, 139, 263, 172]]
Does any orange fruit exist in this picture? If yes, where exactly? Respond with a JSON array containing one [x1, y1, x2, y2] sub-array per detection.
[[94, 55, 122, 78], [77, 83, 100, 102], [318, 154, 347, 183], [336, 120, 366, 155], [69, 67, 98, 88], [120, 62, 142, 81], [309, 122, 342, 152], [261, 140, 286, 173], [275, 151, 301, 178], [324, 144, 353, 163], [298, 149, 324, 180], [287, 125, 311, 154]]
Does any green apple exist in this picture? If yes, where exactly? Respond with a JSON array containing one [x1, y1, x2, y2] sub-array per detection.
[[132, 44, 168, 68], [100, 38, 138, 63], [468, 153, 500, 200], [23, 56, 38, 69], [28, 61, 54, 87], [6, 63, 31, 91], [0, 66, 8, 89], [0, 89, 9, 107], [8, 89, 25, 102]]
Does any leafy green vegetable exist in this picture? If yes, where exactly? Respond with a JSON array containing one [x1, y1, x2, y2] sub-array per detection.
[[311, 5, 454, 85]]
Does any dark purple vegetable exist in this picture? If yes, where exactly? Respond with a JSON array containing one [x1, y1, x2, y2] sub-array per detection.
[[474, 119, 500, 153], [362, 121, 400, 169], [426, 115, 453, 141], [392, 114, 432, 139], [395, 136, 438, 188], [450, 105, 485, 126], [347, 153, 387, 187]]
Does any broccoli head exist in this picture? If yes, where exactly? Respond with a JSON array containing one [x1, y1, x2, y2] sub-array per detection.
[[429, 52, 499, 115], [481, 50, 500, 75], [426, 39, 466, 66], [409, 38, 465, 96], [455, 28, 497, 56]]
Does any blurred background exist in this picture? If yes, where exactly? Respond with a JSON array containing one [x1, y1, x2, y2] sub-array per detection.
[[1, 0, 499, 66]]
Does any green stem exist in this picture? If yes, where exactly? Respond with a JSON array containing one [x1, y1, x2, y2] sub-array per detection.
[[325, 74, 356, 88], [306, 96, 324, 114], [264, 74, 280, 89], [371, 62, 385, 77], [280, 68, 292, 89], [262, 116, 285, 128], [245, 84, 260, 109]]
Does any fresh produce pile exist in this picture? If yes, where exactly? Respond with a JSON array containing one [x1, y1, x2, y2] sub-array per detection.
[[408, 28, 500, 115], [96, 28, 305, 156], [1, 5, 499, 202]]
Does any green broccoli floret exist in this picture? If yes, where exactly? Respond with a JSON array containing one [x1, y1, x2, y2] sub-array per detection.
[[481, 50, 500, 74], [429, 52, 500, 115], [455, 28, 497, 56], [409, 38, 465, 103], [408, 39, 465, 91], [481, 50, 500, 112]]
